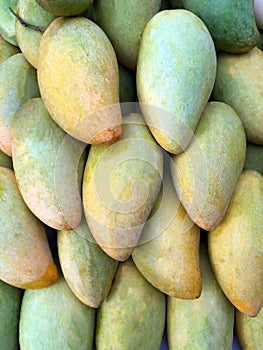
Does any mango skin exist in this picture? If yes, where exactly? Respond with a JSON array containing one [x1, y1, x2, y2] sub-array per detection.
[[38, 16, 122, 144], [36, 0, 93, 16], [0, 35, 19, 64], [171, 101, 246, 231], [0, 167, 59, 289], [0, 279, 22, 350], [19, 275, 95, 350], [132, 170, 201, 299], [137, 10, 216, 154], [213, 48, 263, 145], [244, 143, 263, 174], [0, 0, 18, 46], [208, 169, 263, 317], [12, 97, 83, 230], [0, 53, 39, 156], [58, 217, 118, 308], [96, 259, 166, 350], [167, 242, 234, 350], [83, 114, 163, 261], [94, 0, 161, 70]]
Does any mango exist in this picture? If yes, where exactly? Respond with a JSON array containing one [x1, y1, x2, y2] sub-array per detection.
[[208, 169, 263, 317], [58, 217, 118, 308], [132, 168, 201, 299], [38, 16, 122, 144], [96, 259, 165, 350], [0, 149, 12, 169], [171, 101, 246, 231], [0, 0, 18, 46], [244, 143, 263, 174], [36, 0, 93, 16], [167, 242, 234, 350], [93, 0, 161, 70], [213, 48, 263, 145], [82, 113, 163, 261], [137, 10, 216, 154], [0, 53, 39, 156], [0, 34, 19, 64], [0, 167, 58, 288], [12, 97, 83, 230], [19, 274, 95, 350]]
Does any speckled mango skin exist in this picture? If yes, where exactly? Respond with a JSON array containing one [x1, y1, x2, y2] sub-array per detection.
[[12, 98, 83, 230], [93, 0, 161, 70], [213, 48, 263, 145], [132, 171, 201, 299], [58, 217, 118, 308], [236, 305, 263, 350], [137, 10, 217, 154], [0, 53, 39, 156], [183, 0, 258, 53], [19, 274, 95, 350], [171, 101, 246, 231], [208, 169, 263, 317], [167, 242, 234, 350], [0, 35, 19, 64], [0, 279, 22, 350], [244, 143, 263, 174], [96, 259, 165, 350], [0, 149, 12, 169], [38, 16, 122, 144], [82, 114, 163, 261], [15, 0, 56, 68], [0, 167, 58, 288], [36, 0, 93, 16]]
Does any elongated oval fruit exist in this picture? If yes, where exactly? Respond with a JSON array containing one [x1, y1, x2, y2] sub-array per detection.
[[137, 9, 216, 154], [213, 48, 263, 145], [0, 34, 19, 64], [96, 259, 165, 350], [171, 101, 246, 231], [12, 98, 83, 230], [19, 274, 95, 350], [244, 143, 263, 174], [38, 16, 122, 144], [36, 0, 93, 16], [132, 169, 201, 299], [58, 217, 118, 308], [0, 167, 58, 288], [93, 0, 161, 70], [83, 114, 163, 261], [208, 169, 263, 317], [0, 0, 18, 46], [167, 242, 234, 350], [0, 279, 22, 350], [0, 53, 39, 156]]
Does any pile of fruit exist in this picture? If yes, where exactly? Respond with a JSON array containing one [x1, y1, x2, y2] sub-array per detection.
[[0, 0, 263, 349]]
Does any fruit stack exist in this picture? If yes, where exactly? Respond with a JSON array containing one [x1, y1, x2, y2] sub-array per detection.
[[0, 0, 262, 349]]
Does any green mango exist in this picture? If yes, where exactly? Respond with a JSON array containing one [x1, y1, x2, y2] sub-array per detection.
[[58, 217, 118, 308], [119, 63, 136, 103], [19, 274, 95, 350], [96, 259, 165, 350], [12, 97, 83, 230], [0, 0, 18, 46], [0, 34, 19, 64], [137, 10, 216, 154], [0, 279, 22, 350], [132, 169, 201, 299], [167, 242, 234, 350], [183, 0, 258, 53], [208, 169, 263, 317], [171, 101, 246, 231], [0, 149, 12, 169], [244, 143, 263, 174], [36, 0, 93, 16], [93, 0, 161, 70], [82, 113, 163, 261], [213, 48, 263, 145], [0, 53, 39, 156]]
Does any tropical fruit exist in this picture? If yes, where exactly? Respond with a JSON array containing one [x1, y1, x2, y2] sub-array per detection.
[[82, 113, 163, 261], [36, 0, 93, 16], [0, 279, 22, 350], [132, 168, 201, 299], [171, 101, 246, 231], [93, 0, 161, 70], [19, 274, 95, 350], [12, 97, 84, 230], [167, 242, 234, 350], [0, 167, 58, 288], [213, 47, 263, 145], [0, 53, 39, 156], [0, 149, 12, 169], [38, 16, 122, 144], [96, 259, 166, 350], [0, 34, 19, 64], [208, 169, 263, 317], [58, 217, 118, 308], [244, 143, 263, 174], [0, 0, 18, 46], [183, 0, 258, 53], [137, 10, 216, 154]]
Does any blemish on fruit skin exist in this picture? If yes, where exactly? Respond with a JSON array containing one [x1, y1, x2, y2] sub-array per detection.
[[20, 262, 59, 289]]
